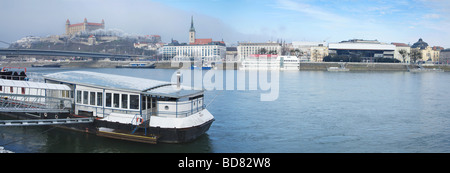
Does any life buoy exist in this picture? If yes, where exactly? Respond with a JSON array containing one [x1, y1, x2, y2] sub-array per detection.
[[136, 117, 143, 124]]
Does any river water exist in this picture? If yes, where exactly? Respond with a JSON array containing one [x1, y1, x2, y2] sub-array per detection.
[[1, 68, 450, 153]]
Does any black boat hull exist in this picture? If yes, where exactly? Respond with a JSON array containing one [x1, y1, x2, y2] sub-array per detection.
[[0, 112, 213, 144]]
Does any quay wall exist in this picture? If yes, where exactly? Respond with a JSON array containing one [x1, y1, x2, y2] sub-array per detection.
[[1, 60, 449, 71]]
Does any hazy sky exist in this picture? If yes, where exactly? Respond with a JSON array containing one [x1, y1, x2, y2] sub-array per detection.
[[1, 0, 450, 48]]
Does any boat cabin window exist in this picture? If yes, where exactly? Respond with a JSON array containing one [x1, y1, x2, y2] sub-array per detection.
[[130, 94, 139, 110], [97, 92, 102, 106], [121, 94, 128, 109], [83, 91, 88, 104], [105, 93, 112, 107], [145, 96, 151, 110], [142, 96, 147, 110], [142, 95, 157, 110], [62, 91, 69, 98], [89, 92, 95, 105], [76, 91, 81, 103], [113, 93, 119, 108]]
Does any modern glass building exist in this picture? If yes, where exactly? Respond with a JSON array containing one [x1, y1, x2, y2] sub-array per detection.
[[328, 39, 395, 62]]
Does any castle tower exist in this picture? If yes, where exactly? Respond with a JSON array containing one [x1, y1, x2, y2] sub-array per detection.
[[189, 16, 196, 44], [65, 19, 70, 35]]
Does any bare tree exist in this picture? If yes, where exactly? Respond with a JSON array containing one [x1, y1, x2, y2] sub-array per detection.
[[410, 49, 422, 64], [259, 48, 267, 54], [399, 49, 408, 63]]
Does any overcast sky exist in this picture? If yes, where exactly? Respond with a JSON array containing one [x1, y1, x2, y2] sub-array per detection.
[[1, 0, 450, 48]]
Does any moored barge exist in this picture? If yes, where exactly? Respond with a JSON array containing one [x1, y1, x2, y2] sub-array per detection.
[[0, 71, 214, 144]]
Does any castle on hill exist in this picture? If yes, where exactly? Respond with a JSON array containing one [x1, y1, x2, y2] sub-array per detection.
[[66, 18, 105, 35]]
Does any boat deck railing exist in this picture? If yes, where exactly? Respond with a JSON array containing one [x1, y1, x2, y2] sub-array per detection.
[[150, 104, 206, 118], [0, 75, 28, 81]]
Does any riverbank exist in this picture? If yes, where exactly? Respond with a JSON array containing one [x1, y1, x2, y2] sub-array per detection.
[[1, 60, 449, 72]]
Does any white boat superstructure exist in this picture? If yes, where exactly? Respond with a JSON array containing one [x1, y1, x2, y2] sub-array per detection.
[[279, 56, 300, 70]]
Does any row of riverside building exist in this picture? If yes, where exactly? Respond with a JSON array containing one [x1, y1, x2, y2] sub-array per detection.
[[159, 17, 449, 64]]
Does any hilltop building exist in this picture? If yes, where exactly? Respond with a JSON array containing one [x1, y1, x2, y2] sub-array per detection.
[[66, 18, 105, 35]]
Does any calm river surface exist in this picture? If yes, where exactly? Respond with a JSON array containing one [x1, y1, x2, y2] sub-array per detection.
[[1, 68, 450, 153]]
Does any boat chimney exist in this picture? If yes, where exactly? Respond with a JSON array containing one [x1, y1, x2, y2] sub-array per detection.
[[177, 71, 181, 89]]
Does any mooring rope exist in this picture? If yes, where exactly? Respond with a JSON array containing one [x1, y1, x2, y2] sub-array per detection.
[[205, 90, 223, 109]]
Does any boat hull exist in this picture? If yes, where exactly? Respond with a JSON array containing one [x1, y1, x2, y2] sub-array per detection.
[[0, 112, 213, 144], [148, 119, 214, 143]]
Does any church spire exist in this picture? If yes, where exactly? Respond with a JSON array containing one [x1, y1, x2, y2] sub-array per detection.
[[189, 16, 195, 32]]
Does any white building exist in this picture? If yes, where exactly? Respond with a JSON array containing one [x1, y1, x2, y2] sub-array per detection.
[[237, 42, 282, 61], [392, 43, 411, 63], [160, 44, 226, 62], [292, 41, 327, 61]]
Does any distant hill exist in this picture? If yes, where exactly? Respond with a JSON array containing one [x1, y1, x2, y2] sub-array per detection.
[[9, 29, 162, 58]]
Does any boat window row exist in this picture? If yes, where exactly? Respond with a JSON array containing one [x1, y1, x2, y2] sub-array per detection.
[[0, 86, 26, 94], [0, 85, 71, 98], [76, 90, 139, 110]]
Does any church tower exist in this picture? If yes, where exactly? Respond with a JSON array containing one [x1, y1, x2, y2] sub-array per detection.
[[65, 19, 70, 35], [189, 16, 196, 44]]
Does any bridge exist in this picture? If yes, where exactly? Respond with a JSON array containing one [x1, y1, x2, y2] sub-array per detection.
[[0, 48, 143, 59]]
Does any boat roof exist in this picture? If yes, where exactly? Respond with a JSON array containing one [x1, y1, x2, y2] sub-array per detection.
[[43, 71, 203, 98], [0, 79, 71, 91]]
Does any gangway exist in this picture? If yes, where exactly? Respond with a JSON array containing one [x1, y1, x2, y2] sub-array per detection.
[[0, 117, 93, 127], [0, 78, 73, 114]]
